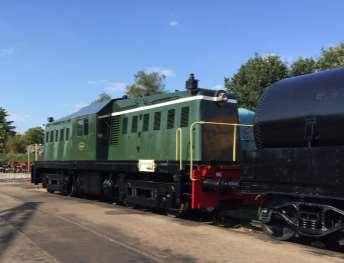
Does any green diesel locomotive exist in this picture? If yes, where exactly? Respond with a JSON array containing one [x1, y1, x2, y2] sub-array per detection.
[[32, 74, 255, 212]]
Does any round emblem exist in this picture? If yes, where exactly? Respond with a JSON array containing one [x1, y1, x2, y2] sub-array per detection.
[[78, 142, 86, 151]]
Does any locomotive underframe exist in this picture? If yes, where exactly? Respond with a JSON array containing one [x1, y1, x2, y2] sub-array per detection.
[[260, 194, 344, 238], [32, 160, 253, 213]]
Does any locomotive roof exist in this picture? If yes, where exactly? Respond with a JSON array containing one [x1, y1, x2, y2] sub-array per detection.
[[48, 88, 232, 125], [113, 88, 227, 109], [48, 99, 112, 125]]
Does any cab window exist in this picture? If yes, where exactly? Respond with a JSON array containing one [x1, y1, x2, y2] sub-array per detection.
[[77, 118, 89, 136]]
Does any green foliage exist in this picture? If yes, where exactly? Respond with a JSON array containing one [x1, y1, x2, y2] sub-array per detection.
[[24, 127, 44, 145], [226, 42, 344, 110], [6, 134, 27, 154], [93, 92, 111, 104], [226, 54, 288, 110], [0, 123, 6, 154], [0, 152, 36, 164], [317, 43, 344, 70], [126, 71, 166, 98], [0, 107, 15, 153], [289, 57, 317, 77]]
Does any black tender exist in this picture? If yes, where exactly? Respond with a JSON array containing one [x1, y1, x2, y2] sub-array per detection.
[[242, 67, 344, 199], [241, 68, 344, 240]]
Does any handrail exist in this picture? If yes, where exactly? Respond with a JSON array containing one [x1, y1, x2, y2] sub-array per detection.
[[189, 121, 253, 181], [175, 128, 183, 170]]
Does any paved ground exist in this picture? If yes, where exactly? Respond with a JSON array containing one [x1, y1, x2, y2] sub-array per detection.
[[0, 182, 344, 263], [0, 173, 30, 182]]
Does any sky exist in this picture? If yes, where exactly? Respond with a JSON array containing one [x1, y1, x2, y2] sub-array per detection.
[[0, 0, 344, 132]]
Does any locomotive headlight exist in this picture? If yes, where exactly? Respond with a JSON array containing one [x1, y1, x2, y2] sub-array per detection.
[[215, 90, 233, 104], [217, 92, 229, 102]]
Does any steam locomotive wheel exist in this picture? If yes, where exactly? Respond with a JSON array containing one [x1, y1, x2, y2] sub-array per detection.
[[262, 221, 295, 241]]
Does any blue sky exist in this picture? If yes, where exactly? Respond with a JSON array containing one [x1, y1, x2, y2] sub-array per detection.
[[0, 0, 343, 132]]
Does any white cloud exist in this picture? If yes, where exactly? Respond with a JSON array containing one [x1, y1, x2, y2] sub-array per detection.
[[169, 21, 179, 27], [145, 66, 176, 78], [261, 52, 295, 64], [87, 79, 109, 85], [103, 82, 127, 95], [323, 43, 337, 49], [210, 84, 224, 90], [73, 103, 88, 111], [261, 52, 278, 58], [87, 79, 127, 97], [282, 55, 295, 64], [9, 112, 30, 123], [0, 48, 14, 57]]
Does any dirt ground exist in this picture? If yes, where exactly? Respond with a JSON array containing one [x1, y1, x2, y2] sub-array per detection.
[[0, 181, 343, 263]]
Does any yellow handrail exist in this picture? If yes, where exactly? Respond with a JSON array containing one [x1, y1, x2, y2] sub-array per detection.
[[189, 121, 253, 181], [175, 128, 183, 170]]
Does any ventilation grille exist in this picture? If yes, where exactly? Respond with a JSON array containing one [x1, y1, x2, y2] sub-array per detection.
[[111, 116, 120, 145], [180, 107, 189, 127]]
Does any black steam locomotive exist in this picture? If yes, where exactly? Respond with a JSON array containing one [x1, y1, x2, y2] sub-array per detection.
[[241, 68, 344, 245]]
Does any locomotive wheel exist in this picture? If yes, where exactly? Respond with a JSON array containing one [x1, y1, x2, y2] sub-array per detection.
[[102, 176, 118, 202], [60, 176, 72, 196], [70, 180, 78, 196], [324, 232, 343, 251], [262, 221, 295, 241]]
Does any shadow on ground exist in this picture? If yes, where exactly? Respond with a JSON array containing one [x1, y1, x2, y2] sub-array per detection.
[[0, 202, 40, 258]]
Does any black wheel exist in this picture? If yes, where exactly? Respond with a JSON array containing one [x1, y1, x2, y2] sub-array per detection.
[[102, 176, 118, 202], [324, 232, 343, 251], [262, 221, 295, 241], [42, 176, 48, 188], [70, 182, 78, 196], [70, 176, 81, 197], [60, 176, 72, 196]]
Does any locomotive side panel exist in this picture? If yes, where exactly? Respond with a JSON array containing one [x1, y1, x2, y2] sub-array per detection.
[[107, 99, 201, 161]]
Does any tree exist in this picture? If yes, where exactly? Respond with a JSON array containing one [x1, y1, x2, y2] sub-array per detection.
[[226, 54, 288, 110], [126, 71, 166, 98], [0, 123, 6, 153], [317, 42, 344, 70], [24, 127, 44, 145], [93, 92, 111, 104], [0, 107, 15, 153], [289, 57, 317, 77], [5, 134, 26, 154]]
